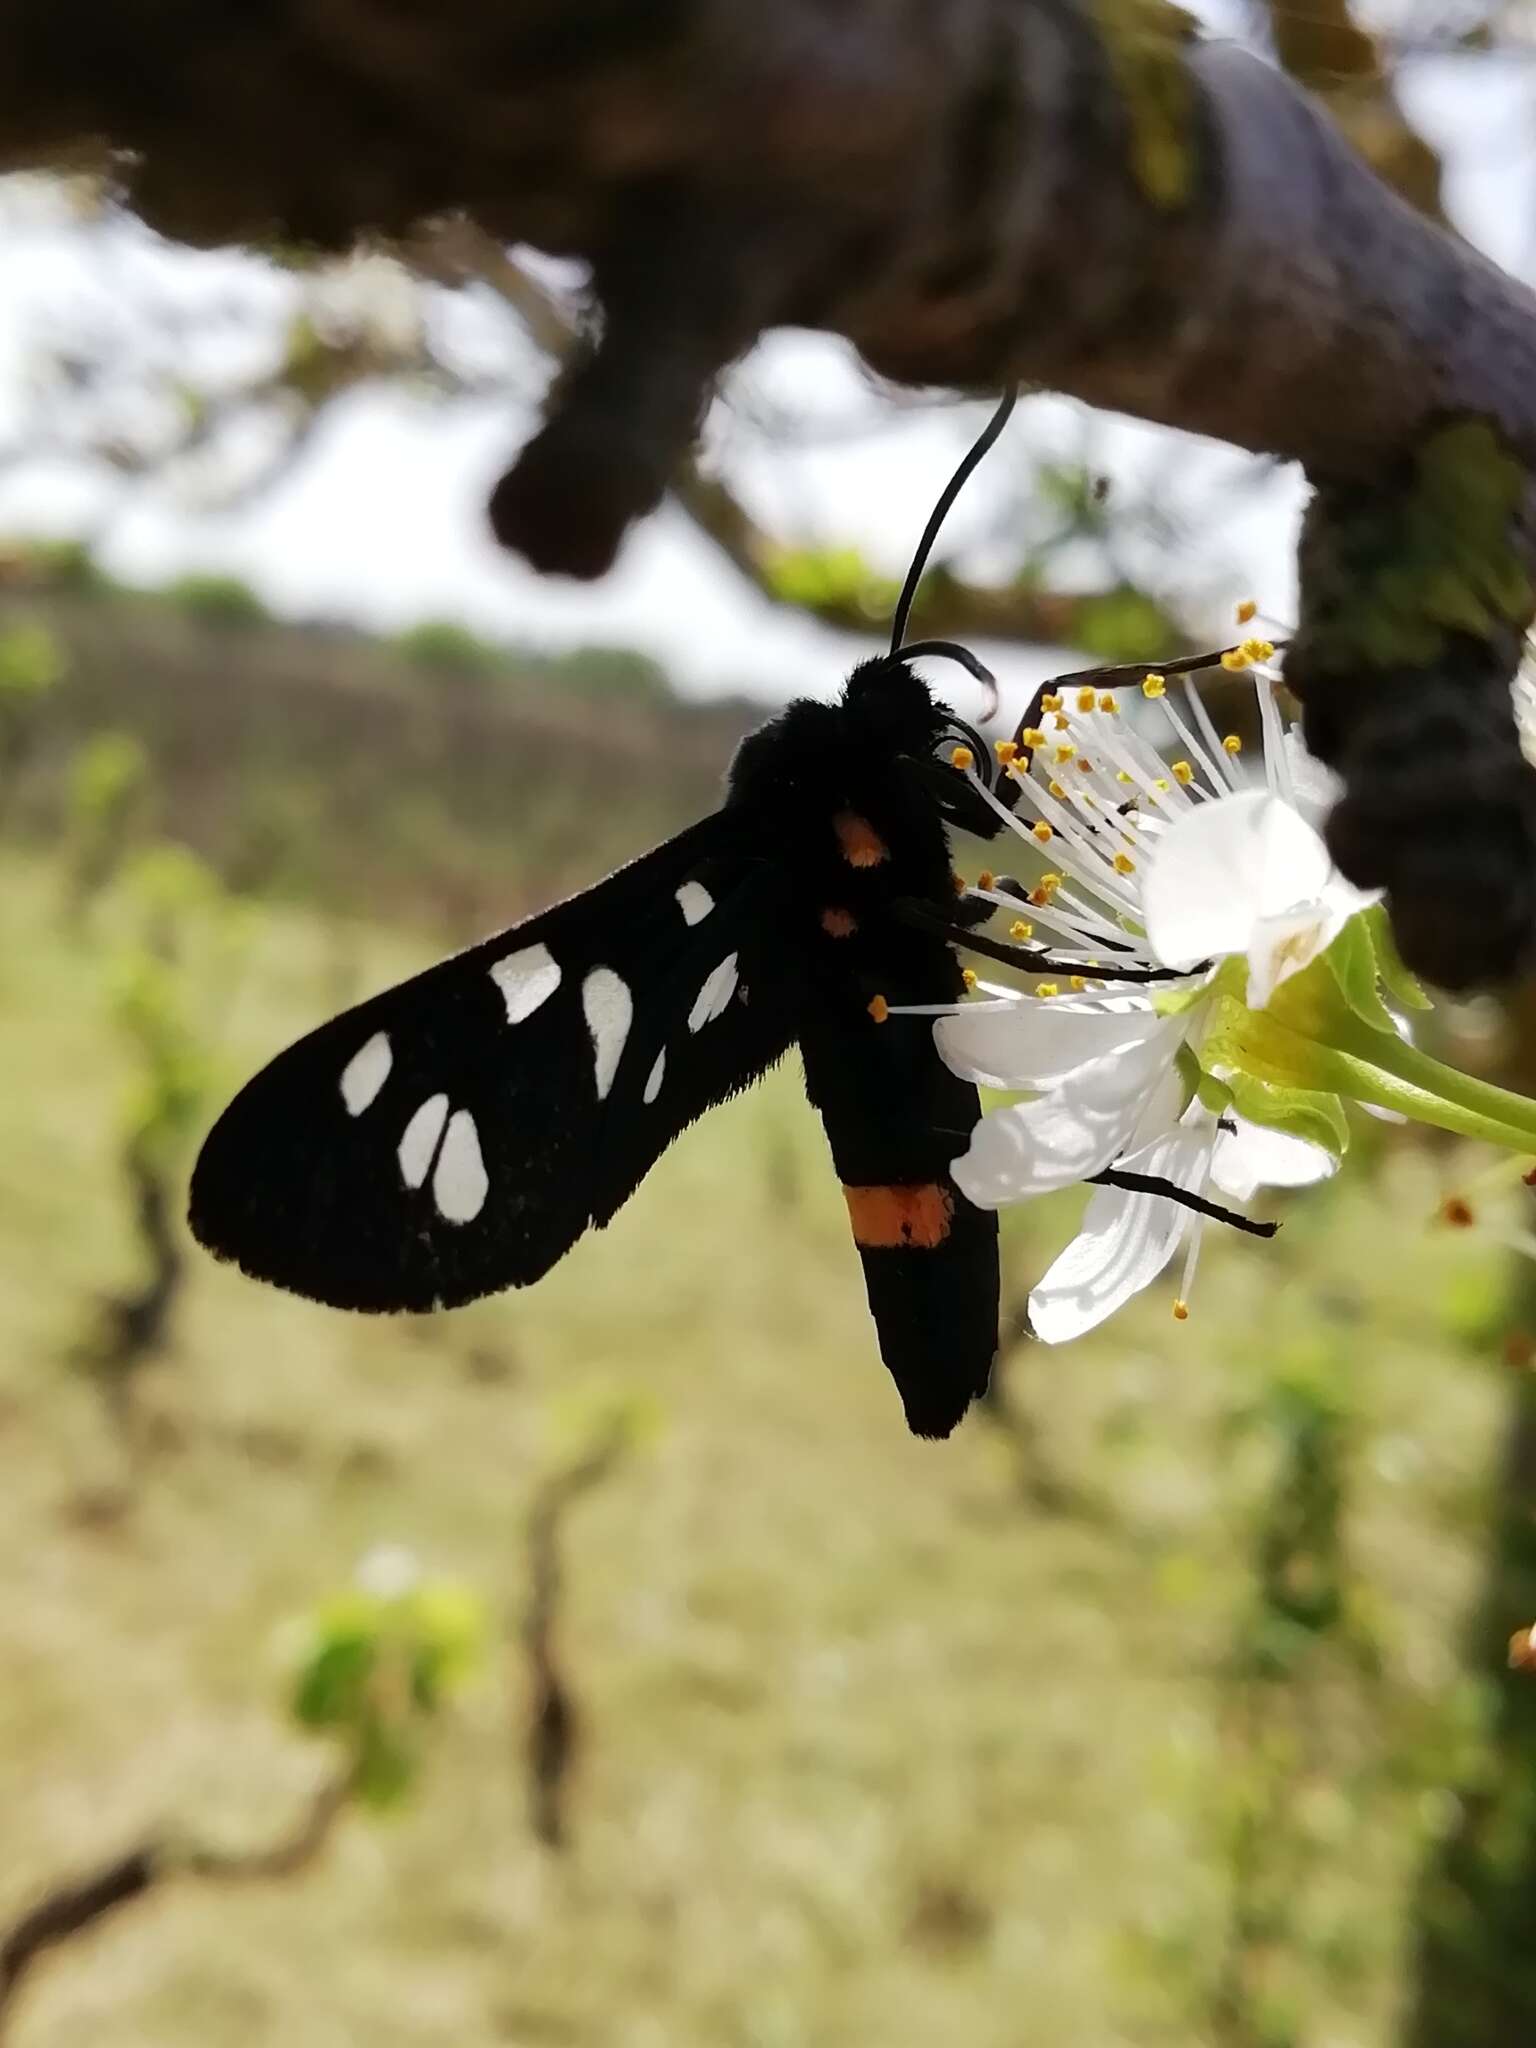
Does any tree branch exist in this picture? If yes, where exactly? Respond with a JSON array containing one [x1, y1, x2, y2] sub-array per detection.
[[0, 1773, 350, 2033], [7, 2, 1536, 982]]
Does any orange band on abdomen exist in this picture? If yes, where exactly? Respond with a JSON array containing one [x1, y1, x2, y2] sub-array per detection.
[[843, 1182, 954, 1249]]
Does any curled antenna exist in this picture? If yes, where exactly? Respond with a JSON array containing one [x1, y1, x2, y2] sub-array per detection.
[[889, 388, 1018, 659]]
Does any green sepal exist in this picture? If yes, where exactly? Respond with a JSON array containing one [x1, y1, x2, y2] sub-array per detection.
[[1194, 1067, 1233, 1117], [1361, 903, 1432, 1013], [1216, 1066, 1350, 1163], [1324, 918, 1397, 1034]]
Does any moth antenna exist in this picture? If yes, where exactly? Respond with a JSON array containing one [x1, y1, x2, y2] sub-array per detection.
[[889, 388, 1018, 658], [901, 639, 999, 722]]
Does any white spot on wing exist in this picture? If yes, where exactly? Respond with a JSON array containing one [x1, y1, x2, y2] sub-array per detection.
[[643, 1049, 666, 1104], [340, 1030, 392, 1116], [582, 968, 632, 1100], [687, 952, 739, 1033], [398, 1093, 449, 1189], [490, 943, 561, 1024], [434, 1110, 488, 1223], [675, 881, 714, 927]]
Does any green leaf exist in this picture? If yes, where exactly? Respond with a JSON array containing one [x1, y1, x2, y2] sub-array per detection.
[[291, 1631, 377, 1730]]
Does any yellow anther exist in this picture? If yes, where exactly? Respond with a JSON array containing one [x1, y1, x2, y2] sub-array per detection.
[[1141, 673, 1166, 699], [1220, 648, 1250, 672], [951, 745, 974, 771], [1009, 919, 1034, 941], [1172, 760, 1194, 785], [1054, 743, 1076, 764], [1154, 778, 1170, 792], [1223, 734, 1243, 755], [1076, 686, 1098, 712], [868, 994, 889, 1024], [1053, 713, 1071, 731], [1098, 692, 1119, 714], [1236, 598, 1257, 624], [1048, 779, 1068, 799], [1070, 975, 1087, 991], [1034, 983, 1060, 999], [1241, 636, 1275, 663], [962, 968, 978, 991], [994, 739, 1019, 764], [1032, 821, 1054, 843], [1021, 727, 1047, 750], [1172, 1299, 1190, 1323], [1040, 872, 1062, 893], [1113, 852, 1136, 874], [1040, 692, 1063, 712], [976, 870, 995, 891], [1116, 770, 1133, 784]]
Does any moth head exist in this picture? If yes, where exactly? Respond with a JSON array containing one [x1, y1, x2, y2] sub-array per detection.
[[842, 654, 947, 758]]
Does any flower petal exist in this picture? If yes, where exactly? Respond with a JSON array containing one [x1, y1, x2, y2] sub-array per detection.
[[951, 1016, 1188, 1204], [1245, 900, 1351, 1010], [1282, 730, 1345, 831], [1028, 1125, 1208, 1343], [935, 998, 1166, 1091], [1210, 1114, 1338, 1202], [1143, 790, 1333, 969]]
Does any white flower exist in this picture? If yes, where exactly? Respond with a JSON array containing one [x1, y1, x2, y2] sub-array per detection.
[[1516, 657, 1536, 771], [354, 1543, 422, 1601], [894, 654, 1357, 1337], [1141, 787, 1376, 1010], [1028, 1101, 1336, 1343]]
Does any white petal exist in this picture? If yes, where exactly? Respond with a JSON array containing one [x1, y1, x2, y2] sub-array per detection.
[[1029, 1124, 1209, 1343], [1515, 666, 1536, 770], [951, 1019, 1186, 1205], [1244, 900, 1350, 1009], [1142, 790, 1333, 969], [1282, 730, 1345, 831], [354, 1544, 421, 1599], [935, 999, 1168, 1090], [1210, 1115, 1338, 1202]]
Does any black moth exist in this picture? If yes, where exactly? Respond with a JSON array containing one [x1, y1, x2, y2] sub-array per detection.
[[190, 399, 1025, 1438]]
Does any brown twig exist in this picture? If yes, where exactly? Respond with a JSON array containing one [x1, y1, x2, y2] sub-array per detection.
[[0, 1772, 351, 2036], [521, 1422, 630, 1850]]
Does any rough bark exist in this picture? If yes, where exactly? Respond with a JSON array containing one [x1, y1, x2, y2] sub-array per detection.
[[4, 1, 1536, 983]]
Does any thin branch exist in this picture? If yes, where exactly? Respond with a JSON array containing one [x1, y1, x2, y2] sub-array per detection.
[[521, 1422, 630, 1851], [0, 1772, 351, 2033]]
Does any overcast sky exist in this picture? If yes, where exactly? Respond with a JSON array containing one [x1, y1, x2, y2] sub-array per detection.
[[0, 19, 1529, 706]]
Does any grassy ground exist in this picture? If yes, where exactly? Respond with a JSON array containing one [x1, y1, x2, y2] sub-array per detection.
[[0, 849, 1520, 2048]]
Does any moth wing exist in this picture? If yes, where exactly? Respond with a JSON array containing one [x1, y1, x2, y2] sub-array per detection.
[[189, 813, 799, 1313]]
